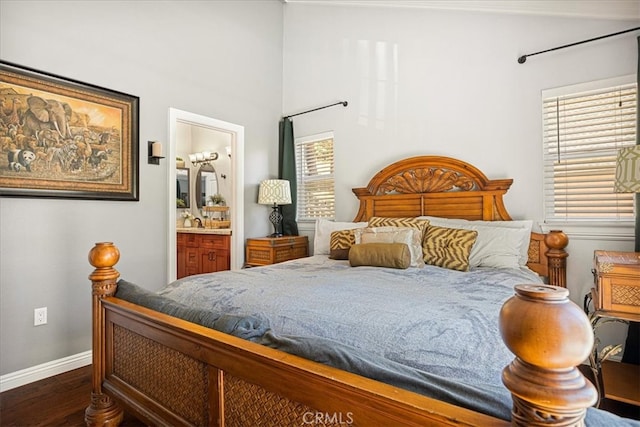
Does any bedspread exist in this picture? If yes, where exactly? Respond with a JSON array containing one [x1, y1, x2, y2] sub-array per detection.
[[117, 257, 639, 425], [161, 256, 539, 385]]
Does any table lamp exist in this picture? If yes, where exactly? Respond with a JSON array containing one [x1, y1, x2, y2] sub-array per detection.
[[258, 179, 292, 237], [614, 145, 640, 252]]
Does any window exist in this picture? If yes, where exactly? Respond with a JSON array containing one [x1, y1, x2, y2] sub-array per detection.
[[295, 132, 335, 221], [542, 76, 637, 224]]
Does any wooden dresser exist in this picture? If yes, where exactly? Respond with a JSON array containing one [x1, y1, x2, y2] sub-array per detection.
[[245, 236, 308, 267], [592, 250, 640, 316], [177, 232, 230, 279], [589, 250, 640, 407]]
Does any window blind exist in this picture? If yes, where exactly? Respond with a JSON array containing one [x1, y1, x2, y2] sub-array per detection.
[[543, 82, 637, 222], [295, 135, 335, 221]]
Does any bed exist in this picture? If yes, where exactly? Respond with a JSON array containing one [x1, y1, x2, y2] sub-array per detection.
[[85, 156, 625, 427]]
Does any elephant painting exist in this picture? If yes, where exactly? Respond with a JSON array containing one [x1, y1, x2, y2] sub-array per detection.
[[22, 96, 73, 141]]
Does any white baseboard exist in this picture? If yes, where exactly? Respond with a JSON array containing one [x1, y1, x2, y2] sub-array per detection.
[[0, 350, 92, 393]]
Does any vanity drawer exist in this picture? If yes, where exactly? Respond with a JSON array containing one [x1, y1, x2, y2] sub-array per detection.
[[199, 234, 230, 249], [178, 232, 200, 247]]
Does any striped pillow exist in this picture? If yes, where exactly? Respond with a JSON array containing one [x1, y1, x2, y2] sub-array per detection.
[[368, 217, 429, 237], [329, 228, 361, 260], [422, 225, 478, 272]]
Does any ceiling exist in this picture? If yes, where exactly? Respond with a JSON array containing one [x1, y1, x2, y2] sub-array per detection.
[[282, 0, 640, 21]]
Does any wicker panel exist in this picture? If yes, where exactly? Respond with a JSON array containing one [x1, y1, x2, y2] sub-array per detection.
[[612, 284, 640, 306], [528, 241, 541, 264], [223, 374, 351, 427], [275, 248, 294, 263], [113, 325, 208, 426], [250, 249, 271, 262]]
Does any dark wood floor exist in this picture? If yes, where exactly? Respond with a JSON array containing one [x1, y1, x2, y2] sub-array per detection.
[[0, 364, 638, 426], [0, 365, 144, 427]]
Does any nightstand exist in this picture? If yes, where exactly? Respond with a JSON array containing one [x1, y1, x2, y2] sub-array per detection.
[[245, 236, 309, 267], [586, 250, 640, 407]]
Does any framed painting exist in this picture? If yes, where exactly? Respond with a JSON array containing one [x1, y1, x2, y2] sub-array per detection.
[[0, 61, 139, 200]]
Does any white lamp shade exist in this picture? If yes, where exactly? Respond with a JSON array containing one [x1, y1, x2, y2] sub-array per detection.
[[258, 179, 292, 205], [615, 145, 640, 193]]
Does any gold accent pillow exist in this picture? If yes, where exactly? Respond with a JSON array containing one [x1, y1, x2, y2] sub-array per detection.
[[329, 228, 361, 260], [422, 225, 478, 271], [348, 243, 411, 269]]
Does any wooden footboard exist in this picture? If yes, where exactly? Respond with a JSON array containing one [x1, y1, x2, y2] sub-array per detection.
[[85, 242, 595, 427]]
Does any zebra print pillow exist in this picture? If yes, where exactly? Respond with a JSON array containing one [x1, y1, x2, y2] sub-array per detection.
[[367, 217, 429, 238], [422, 225, 478, 272], [329, 228, 362, 260]]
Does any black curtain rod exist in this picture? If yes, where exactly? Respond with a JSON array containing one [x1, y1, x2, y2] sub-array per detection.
[[283, 101, 348, 119], [518, 26, 640, 64]]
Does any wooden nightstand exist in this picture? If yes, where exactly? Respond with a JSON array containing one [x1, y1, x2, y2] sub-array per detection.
[[586, 250, 640, 407], [245, 236, 309, 267]]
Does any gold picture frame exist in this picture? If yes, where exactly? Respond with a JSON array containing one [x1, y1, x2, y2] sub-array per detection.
[[0, 61, 139, 200]]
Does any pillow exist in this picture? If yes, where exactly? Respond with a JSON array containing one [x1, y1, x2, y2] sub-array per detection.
[[355, 226, 425, 267], [368, 216, 430, 237], [422, 225, 478, 272], [348, 243, 411, 269], [418, 216, 533, 267], [329, 228, 361, 260], [466, 225, 530, 269], [314, 219, 368, 255]]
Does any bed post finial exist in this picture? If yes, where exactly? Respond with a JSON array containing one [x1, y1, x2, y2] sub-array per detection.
[[85, 242, 123, 427], [545, 230, 569, 288], [500, 284, 597, 427]]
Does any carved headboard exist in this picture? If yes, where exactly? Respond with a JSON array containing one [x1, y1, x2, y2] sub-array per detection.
[[352, 156, 567, 286]]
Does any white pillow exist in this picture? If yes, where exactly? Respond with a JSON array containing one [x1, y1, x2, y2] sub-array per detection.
[[313, 219, 368, 255], [418, 216, 533, 268], [354, 226, 425, 268]]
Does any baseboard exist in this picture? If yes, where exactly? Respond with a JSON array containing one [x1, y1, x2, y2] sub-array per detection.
[[0, 350, 92, 392]]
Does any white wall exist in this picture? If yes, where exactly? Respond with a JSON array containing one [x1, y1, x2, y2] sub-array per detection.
[[0, 0, 283, 376], [283, 4, 638, 344]]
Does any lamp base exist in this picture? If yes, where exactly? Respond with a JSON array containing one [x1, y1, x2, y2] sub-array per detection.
[[268, 205, 283, 238]]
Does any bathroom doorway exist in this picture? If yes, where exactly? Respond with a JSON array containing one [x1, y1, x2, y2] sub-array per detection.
[[168, 108, 245, 280]]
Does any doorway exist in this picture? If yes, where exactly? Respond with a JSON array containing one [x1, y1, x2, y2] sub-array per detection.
[[168, 108, 245, 281]]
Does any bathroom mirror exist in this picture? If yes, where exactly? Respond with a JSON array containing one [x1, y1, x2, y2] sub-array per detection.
[[176, 167, 190, 208], [195, 164, 218, 208]]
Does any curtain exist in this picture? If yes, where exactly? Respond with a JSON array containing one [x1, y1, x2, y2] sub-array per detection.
[[621, 36, 640, 366], [278, 117, 299, 236]]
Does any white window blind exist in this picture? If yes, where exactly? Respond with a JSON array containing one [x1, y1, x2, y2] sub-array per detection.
[[542, 79, 637, 223], [295, 133, 335, 221]]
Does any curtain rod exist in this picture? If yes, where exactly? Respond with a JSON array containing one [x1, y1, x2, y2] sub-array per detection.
[[283, 101, 348, 119], [518, 26, 640, 64]]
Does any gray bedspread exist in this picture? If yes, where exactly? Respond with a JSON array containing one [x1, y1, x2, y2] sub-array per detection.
[[117, 256, 637, 426], [161, 256, 537, 387]]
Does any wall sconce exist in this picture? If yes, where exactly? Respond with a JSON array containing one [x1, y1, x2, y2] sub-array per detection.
[[148, 141, 164, 165], [189, 151, 219, 167]]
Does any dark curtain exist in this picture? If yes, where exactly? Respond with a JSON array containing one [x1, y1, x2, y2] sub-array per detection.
[[621, 36, 640, 365], [278, 117, 299, 236]]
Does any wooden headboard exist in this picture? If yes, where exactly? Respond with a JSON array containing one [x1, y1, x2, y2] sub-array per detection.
[[352, 155, 568, 286]]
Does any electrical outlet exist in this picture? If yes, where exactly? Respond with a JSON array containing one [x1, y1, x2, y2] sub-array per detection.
[[34, 307, 47, 326]]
